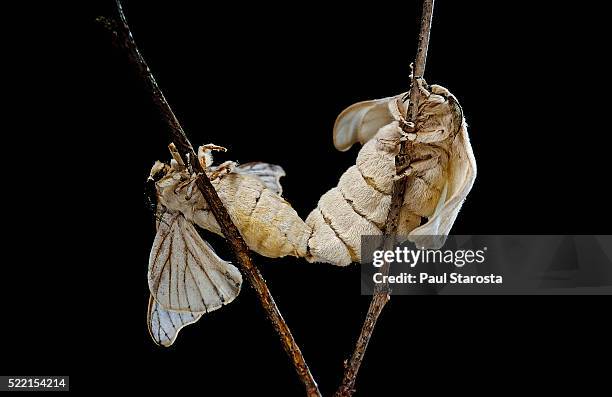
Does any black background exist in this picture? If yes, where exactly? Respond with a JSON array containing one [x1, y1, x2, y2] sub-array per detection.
[[3, 1, 610, 395]]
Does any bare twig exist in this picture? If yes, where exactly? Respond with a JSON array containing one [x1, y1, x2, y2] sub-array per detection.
[[99, 2, 321, 396], [334, 1, 435, 396]]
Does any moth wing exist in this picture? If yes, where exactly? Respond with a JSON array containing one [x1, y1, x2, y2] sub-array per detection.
[[235, 162, 286, 195], [333, 93, 404, 151], [408, 121, 476, 248], [148, 211, 243, 313], [147, 295, 204, 347]]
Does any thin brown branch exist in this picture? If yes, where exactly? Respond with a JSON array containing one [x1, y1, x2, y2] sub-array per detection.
[[334, 1, 435, 396], [99, 2, 321, 396]]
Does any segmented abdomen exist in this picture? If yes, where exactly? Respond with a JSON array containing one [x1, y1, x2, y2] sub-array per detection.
[[205, 174, 311, 259], [304, 138, 449, 266], [305, 139, 396, 266]]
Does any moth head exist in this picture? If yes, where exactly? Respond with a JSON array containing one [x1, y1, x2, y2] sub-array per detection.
[[375, 121, 403, 154], [149, 161, 170, 182], [410, 84, 462, 144]]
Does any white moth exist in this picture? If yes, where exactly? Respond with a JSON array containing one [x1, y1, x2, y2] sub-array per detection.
[[304, 79, 476, 266], [147, 144, 311, 346]]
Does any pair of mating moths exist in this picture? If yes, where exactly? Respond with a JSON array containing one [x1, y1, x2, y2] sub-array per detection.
[[147, 79, 476, 346]]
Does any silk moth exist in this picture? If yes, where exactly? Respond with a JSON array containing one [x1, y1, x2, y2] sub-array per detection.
[[146, 144, 310, 346], [305, 79, 476, 266]]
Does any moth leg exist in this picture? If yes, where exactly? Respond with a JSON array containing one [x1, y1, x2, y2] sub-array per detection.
[[394, 155, 440, 181], [184, 180, 197, 201], [198, 144, 228, 169], [209, 161, 236, 181], [415, 76, 431, 98], [409, 155, 440, 173], [200, 143, 227, 153], [173, 177, 193, 195], [394, 165, 413, 181], [399, 122, 417, 143]]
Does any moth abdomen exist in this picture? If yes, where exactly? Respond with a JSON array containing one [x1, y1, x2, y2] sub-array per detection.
[[322, 188, 379, 254], [338, 165, 391, 229], [240, 188, 310, 258], [210, 173, 310, 259], [355, 139, 397, 196], [304, 129, 401, 266], [305, 208, 353, 266]]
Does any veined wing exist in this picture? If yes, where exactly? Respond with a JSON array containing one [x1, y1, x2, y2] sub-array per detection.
[[148, 211, 242, 313], [235, 162, 285, 195], [147, 295, 204, 347]]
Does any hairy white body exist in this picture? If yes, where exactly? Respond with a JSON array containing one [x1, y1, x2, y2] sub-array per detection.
[[306, 80, 476, 266]]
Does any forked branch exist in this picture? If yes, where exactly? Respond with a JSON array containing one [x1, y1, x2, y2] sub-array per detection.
[[334, 1, 435, 396], [98, 2, 321, 396]]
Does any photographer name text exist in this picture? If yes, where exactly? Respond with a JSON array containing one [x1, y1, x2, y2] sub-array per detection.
[[373, 272, 503, 284]]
